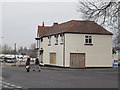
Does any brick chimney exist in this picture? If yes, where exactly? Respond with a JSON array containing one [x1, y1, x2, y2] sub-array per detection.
[[53, 22, 58, 26], [42, 22, 44, 26]]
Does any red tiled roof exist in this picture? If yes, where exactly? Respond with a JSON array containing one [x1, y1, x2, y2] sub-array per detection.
[[38, 20, 112, 37]]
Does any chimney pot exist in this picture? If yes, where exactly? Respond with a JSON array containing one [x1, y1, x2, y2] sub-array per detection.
[[53, 22, 58, 26], [42, 22, 44, 26]]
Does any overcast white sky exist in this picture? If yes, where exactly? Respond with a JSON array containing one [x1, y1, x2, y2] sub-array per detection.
[[0, 0, 116, 49], [0, 1, 82, 49]]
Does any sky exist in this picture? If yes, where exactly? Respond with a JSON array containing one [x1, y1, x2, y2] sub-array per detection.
[[0, 1, 81, 49], [0, 0, 116, 49], [0, 2, 2, 49]]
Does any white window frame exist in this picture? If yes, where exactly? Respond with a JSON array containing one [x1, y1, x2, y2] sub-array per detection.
[[60, 34, 64, 44], [54, 35, 58, 45], [48, 36, 51, 46], [85, 36, 92, 44]]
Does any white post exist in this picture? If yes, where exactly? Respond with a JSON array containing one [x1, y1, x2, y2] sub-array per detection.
[[37, 38, 40, 63], [38, 40, 40, 61], [37, 43, 40, 61]]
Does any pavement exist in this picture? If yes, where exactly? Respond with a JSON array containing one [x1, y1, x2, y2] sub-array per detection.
[[1, 64, 118, 88]]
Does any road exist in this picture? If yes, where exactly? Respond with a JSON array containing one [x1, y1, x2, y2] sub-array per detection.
[[1, 65, 118, 88]]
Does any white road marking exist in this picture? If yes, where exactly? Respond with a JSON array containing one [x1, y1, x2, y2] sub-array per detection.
[[2, 82, 11, 85], [3, 85, 9, 88], [2, 81, 22, 88], [9, 84, 16, 87], [15, 86, 22, 88]]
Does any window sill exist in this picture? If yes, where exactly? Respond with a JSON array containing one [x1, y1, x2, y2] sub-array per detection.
[[60, 43, 63, 45], [55, 43, 58, 45], [84, 44, 93, 46], [48, 44, 51, 46]]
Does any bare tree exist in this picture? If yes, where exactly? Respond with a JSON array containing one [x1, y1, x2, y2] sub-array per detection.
[[29, 43, 36, 50], [77, 0, 119, 49], [2, 44, 12, 54], [29, 43, 36, 58], [18, 46, 24, 54], [0, 45, 2, 53], [77, 1, 119, 24], [24, 47, 27, 51]]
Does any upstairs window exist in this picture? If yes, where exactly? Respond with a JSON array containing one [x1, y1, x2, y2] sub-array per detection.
[[60, 34, 64, 44], [54, 35, 58, 45], [48, 36, 51, 46], [85, 36, 93, 45]]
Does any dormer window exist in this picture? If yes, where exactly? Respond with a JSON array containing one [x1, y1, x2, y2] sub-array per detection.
[[85, 36, 93, 45], [60, 34, 64, 44], [54, 35, 58, 45], [48, 36, 51, 46]]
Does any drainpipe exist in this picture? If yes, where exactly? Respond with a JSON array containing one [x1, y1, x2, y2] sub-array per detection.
[[63, 33, 65, 67]]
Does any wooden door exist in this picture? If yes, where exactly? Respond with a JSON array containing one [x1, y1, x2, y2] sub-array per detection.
[[40, 53, 43, 63], [50, 53, 56, 64], [70, 53, 85, 68]]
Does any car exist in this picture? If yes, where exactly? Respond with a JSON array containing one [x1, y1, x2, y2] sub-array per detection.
[[0, 59, 3, 62], [7, 59, 14, 63], [0, 56, 4, 62], [30, 58, 36, 62], [17, 57, 23, 61], [5, 57, 17, 63], [22, 57, 27, 62]]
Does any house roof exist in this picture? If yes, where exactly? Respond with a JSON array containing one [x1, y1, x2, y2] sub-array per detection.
[[38, 20, 113, 37]]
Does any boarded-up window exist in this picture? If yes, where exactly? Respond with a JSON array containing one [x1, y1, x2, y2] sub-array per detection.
[[50, 53, 56, 64]]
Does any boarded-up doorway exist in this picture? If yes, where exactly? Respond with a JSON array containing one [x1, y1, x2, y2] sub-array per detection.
[[70, 53, 85, 68], [50, 53, 56, 64]]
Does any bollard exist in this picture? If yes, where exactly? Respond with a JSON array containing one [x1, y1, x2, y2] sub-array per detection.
[[113, 59, 118, 68]]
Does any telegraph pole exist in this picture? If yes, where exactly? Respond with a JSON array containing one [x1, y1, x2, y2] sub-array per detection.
[[14, 43, 16, 65], [0, 36, 3, 54], [14, 43, 16, 57]]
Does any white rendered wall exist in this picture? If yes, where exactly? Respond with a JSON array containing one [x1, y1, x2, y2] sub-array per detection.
[[40, 35, 64, 66], [65, 33, 112, 67]]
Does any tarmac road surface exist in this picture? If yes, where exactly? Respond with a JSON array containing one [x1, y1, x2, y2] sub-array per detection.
[[2, 65, 118, 88]]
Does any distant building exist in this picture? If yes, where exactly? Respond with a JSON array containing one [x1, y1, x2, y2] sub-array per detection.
[[36, 20, 113, 68]]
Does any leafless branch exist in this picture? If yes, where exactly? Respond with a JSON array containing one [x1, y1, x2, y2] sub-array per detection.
[[77, 0, 119, 48]]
